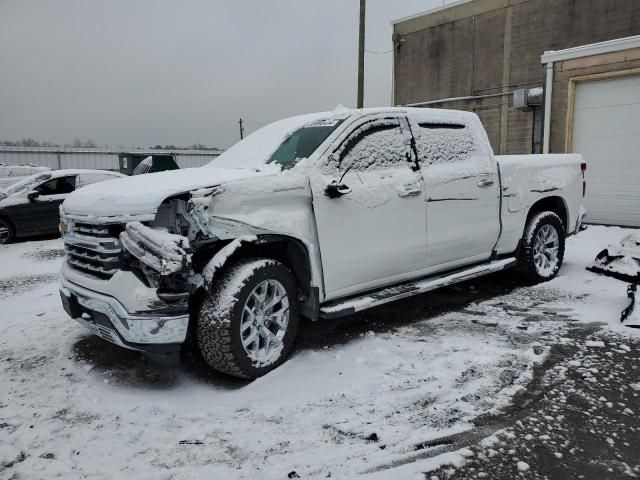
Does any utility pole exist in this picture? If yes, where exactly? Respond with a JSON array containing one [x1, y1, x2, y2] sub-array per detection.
[[357, 0, 366, 108], [238, 118, 245, 140]]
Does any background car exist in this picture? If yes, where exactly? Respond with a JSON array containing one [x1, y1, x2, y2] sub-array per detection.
[[0, 164, 51, 190], [0, 169, 124, 244]]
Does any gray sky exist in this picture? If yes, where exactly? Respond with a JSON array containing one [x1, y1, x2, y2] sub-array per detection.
[[0, 0, 446, 149]]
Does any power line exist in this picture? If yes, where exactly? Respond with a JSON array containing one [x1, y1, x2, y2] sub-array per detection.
[[365, 48, 393, 54]]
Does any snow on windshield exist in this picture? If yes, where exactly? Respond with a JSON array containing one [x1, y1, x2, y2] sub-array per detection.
[[210, 111, 348, 170], [2, 172, 51, 196]]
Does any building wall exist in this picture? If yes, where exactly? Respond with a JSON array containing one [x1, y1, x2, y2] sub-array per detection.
[[394, 0, 640, 154]]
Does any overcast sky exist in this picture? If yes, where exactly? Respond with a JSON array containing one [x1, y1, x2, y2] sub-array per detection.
[[0, 0, 447, 149]]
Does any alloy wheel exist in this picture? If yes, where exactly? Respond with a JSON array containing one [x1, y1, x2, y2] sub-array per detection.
[[533, 224, 560, 277], [240, 279, 290, 366]]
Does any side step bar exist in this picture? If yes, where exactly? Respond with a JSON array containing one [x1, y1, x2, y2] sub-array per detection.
[[319, 257, 517, 319]]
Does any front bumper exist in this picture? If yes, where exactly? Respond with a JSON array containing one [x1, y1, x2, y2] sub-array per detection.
[[60, 273, 189, 353]]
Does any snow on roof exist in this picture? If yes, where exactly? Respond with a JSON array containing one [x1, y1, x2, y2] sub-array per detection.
[[211, 106, 477, 170], [541, 35, 640, 63], [50, 169, 123, 177]]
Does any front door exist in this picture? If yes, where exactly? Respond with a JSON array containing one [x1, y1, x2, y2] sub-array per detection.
[[408, 114, 500, 268], [20, 175, 77, 235], [311, 115, 427, 298]]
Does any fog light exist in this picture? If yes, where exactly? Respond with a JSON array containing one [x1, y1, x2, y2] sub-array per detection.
[[59, 221, 68, 235]]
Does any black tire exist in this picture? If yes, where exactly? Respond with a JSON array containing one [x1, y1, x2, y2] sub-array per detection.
[[0, 217, 15, 244], [517, 211, 565, 284], [196, 258, 300, 379]]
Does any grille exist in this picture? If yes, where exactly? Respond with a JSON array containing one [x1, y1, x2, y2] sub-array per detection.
[[64, 222, 123, 280]]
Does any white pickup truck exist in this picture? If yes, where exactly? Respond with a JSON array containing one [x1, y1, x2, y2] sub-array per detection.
[[59, 107, 586, 379]]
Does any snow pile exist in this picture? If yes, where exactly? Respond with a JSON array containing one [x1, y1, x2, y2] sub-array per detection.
[[4, 225, 640, 479], [588, 233, 640, 281]]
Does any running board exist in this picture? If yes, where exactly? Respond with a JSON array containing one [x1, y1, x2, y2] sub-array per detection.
[[319, 257, 517, 319]]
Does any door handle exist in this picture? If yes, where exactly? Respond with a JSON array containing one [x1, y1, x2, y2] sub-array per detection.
[[397, 183, 422, 197], [477, 178, 495, 188]]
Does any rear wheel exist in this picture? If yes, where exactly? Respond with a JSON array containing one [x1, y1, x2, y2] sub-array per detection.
[[196, 258, 299, 379], [0, 217, 15, 244], [518, 211, 565, 284]]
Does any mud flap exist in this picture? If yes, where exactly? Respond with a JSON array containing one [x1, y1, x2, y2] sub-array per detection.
[[622, 284, 639, 327]]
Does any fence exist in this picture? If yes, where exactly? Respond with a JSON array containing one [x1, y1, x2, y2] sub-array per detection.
[[0, 146, 222, 171]]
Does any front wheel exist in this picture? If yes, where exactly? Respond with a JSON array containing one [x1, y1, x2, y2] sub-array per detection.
[[517, 211, 565, 284], [196, 258, 300, 379]]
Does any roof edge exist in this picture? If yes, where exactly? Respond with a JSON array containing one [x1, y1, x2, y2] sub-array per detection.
[[541, 35, 640, 64], [391, 0, 472, 26]]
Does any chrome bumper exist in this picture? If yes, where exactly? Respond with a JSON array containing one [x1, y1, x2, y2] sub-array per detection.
[[60, 274, 189, 350]]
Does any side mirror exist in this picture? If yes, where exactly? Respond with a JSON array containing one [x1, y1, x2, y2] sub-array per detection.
[[325, 182, 351, 199], [27, 190, 40, 201]]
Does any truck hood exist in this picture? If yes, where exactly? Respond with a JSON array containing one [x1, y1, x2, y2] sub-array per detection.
[[62, 167, 264, 218]]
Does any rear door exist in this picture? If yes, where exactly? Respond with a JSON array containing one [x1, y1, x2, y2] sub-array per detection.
[[408, 113, 500, 268], [311, 114, 427, 298]]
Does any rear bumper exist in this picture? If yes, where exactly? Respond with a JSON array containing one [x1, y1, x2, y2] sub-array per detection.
[[60, 272, 189, 353]]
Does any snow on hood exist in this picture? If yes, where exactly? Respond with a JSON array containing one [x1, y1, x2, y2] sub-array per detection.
[[62, 167, 264, 217]]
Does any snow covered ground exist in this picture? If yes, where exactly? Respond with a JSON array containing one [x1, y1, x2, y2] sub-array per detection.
[[1, 226, 639, 479]]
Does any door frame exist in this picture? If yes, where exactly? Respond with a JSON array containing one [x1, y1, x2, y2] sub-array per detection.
[[311, 112, 428, 300], [565, 67, 640, 153]]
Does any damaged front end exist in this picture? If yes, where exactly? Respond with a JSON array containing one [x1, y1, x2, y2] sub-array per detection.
[[120, 222, 192, 276], [60, 213, 198, 355]]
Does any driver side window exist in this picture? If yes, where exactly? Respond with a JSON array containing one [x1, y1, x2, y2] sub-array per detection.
[[37, 176, 76, 195], [327, 118, 409, 173]]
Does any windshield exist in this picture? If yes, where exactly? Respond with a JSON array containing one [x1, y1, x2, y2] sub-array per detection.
[[267, 121, 344, 170], [210, 111, 348, 170], [2, 172, 51, 196]]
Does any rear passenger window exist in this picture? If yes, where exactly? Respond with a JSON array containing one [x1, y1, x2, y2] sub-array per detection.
[[414, 122, 476, 165]]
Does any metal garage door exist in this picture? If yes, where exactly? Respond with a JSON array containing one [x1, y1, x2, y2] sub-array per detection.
[[572, 75, 640, 227]]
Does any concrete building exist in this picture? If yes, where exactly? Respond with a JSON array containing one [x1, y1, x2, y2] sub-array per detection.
[[392, 0, 640, 226]]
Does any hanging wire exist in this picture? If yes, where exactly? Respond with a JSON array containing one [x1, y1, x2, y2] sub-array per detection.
[[365, 48, 393, 55]]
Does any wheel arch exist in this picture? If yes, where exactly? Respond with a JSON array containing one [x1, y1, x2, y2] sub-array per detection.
[[525, 196, 569, 232], [198, 234, 318, 320]]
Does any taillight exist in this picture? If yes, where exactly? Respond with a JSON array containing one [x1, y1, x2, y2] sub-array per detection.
[[581, 162, 587, 172], [581, 162, 587, 197]]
